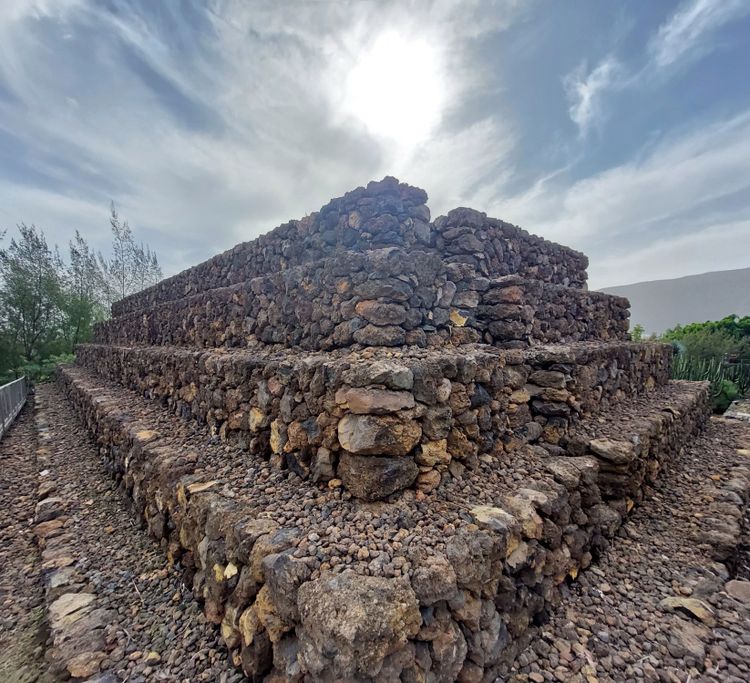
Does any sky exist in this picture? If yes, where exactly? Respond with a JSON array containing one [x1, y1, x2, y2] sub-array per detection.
[[1, 0, 749, 289]]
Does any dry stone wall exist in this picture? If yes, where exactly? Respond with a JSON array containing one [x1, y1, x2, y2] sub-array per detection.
[[111, 178, 588, 318], [76, 341, 671, 501], [94, 254, 625, 351], [64, 176, 716, 682], [57, 366, 710, 682]]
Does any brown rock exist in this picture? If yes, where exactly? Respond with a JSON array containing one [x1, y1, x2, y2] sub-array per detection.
[[726, 579, 750, 605], [590, 438, 637, 465], [355, 300, 407, 326], [411, 554, 457, 605], [659, 596, 716, 626], [337, 414, 421, 456], [335, 387, 415, 415], [352, 323, 406, 346], [66, 651, 105, 678], [297, 571, 421, 679], [338, 452, 419, 500], [415, 439, 450, 467], [416, 469, 441, 493], [49, 592, 95, 629], [528, 370, 566, 388]]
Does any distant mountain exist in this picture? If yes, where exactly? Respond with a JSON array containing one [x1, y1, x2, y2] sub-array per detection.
[[600, 267, 750, 335]]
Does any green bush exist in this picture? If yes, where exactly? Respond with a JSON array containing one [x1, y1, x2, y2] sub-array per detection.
[[663, 314, 749, 413], [0, 353, 74, 385], [715, 379, 739, 413]]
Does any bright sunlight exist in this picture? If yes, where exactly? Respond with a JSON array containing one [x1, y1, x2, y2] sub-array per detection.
[[344, 31, 445, 145]]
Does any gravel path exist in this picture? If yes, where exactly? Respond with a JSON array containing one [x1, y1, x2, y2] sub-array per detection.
[[0, 405, 50, 683], [34, 383, 247, 682], [505, 417, 750, 683]]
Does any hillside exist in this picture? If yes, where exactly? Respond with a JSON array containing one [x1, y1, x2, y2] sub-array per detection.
[[601, 267, 750, 334]]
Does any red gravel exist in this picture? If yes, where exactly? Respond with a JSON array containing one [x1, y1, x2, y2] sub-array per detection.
[[0, 405, 50, 683]]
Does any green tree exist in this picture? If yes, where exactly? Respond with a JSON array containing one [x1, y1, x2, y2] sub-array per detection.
[[631, 323, 645, 342], [60, 231, 105, 351], [1, 207, 164, 381], [98, 203, 163, 307], [0, 224, 63, 362]]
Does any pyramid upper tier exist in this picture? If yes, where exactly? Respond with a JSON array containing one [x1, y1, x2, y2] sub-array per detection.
[[99, 178, 628, 350], [113, 177, 588, 316]]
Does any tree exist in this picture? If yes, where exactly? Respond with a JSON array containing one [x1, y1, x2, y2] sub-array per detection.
[[132, 242, 163, 292], [0, 224, 63, 361], [61, 231, 105, 350], [98, 203, 135, 307], [631, 323, 645, 342], [0, 206, 164, 381], [98, 203, 163, 307]]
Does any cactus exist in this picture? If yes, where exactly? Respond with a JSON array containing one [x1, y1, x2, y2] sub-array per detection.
[[671, 352, 749, 412]]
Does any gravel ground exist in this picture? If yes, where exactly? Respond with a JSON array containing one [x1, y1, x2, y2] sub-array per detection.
[[505, 417, 750, 683], [0, 405, 50, 683], [34, 383, 247, 682]]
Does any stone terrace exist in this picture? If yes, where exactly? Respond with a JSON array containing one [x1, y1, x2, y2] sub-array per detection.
[[57, 178, 717, 681]]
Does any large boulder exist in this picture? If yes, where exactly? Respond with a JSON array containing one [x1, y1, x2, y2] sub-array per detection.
[[297, 571, 421, 680], [338, 452, 419, 500], [335, 387, 415, 415], [337, 414, 421, 456]]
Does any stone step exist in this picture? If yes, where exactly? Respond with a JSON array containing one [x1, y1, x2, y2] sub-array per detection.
[[94, 254, 626, 351], [56, 363, 710, 682], [112, 179, 587, 319], [74, 340, 671, 500], [561, 379, 712, 508]]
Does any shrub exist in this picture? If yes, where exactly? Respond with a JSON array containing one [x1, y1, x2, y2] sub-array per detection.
[[0, 353, 75, 385]]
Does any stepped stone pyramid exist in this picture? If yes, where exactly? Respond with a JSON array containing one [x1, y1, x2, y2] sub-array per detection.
[[61, 177, 710, 681]]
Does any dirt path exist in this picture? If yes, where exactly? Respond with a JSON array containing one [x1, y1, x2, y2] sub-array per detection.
[[33, 382, 246, 682], [0, 405, 49, 683]]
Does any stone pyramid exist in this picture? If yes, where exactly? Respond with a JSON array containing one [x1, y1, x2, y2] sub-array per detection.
[[60, 177, 710, 681]]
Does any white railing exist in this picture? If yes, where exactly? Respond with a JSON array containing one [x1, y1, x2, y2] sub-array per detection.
[[0, 376, 28, 440]]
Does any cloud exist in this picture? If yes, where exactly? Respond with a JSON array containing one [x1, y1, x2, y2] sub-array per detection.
[[564, 57, 623, 137], [593, 219, 750, 287], [497, 111, 750, 288], [0, 0, 524, 276], [650, 0, 750, 68], [396, 117, 517, 216], [562, 0, 749, 136]]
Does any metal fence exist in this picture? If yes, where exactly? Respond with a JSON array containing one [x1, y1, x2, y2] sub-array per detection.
[[0, 376, 28, 440]]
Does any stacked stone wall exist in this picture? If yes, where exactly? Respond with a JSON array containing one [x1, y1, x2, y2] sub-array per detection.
[[111, 179, 588, 319], [76, 341, 671, 500], [433, 207, 588, 287], [56, 365, 710, 681], [94, 252, 625, 351], [64, 174, 718, 681]]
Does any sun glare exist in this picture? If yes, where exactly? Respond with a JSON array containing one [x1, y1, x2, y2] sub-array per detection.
[[344, 31, 445, 145]]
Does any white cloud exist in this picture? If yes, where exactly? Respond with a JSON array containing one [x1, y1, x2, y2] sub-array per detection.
[[0, 0, 524, 275], [562, 0, 749, 136], [497, 111, 750, 288], [564, 57, 623, 137], [650, 0, 750, 68], [592, 219, 750, 287], [395, 118, 517, 216]]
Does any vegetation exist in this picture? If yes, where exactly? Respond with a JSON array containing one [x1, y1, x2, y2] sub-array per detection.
[[660, 315, 750, 413], [0, 206, 162, 384]]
